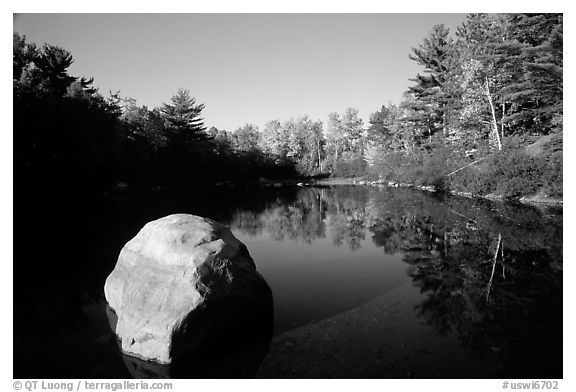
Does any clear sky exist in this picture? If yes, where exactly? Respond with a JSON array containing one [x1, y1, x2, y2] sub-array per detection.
[[13, 13, 468, 132]]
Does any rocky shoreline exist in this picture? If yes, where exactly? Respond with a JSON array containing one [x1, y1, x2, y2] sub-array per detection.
[[110, 177, 562, 207], [310, 177, 563, 207]]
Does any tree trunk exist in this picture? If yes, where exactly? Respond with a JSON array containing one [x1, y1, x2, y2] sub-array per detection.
[[501, 101, 505, 143], [317, 140, 323, 173], [485, 77, 502, 151], [445, 153, 494, 177], [333, 141, 339, 171]]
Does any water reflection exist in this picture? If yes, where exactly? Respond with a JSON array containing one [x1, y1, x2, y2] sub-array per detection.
[[14, 185, 562, 378], [228, 186, 562, 378], [229, 187, 561, 258]]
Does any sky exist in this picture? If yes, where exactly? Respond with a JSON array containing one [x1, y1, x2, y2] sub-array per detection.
[[13, 13, 468, 132]]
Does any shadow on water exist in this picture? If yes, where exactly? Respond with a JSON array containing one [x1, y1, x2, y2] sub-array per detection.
[[14, 184, 562, 378], [106, 275, 274, 379]]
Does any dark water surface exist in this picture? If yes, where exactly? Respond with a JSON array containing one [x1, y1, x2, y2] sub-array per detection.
[[14, 185, 562, 378]]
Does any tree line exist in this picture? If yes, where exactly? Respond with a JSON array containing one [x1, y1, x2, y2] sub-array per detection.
[[13, 34, 295, 195], [371, 13, 562, 155], [14, 13, 562, 199]]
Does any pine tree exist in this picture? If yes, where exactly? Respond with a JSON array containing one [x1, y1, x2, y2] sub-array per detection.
[[403, 24, 452, 141], [453, 13, 563, 139], [34, 44, 76, 96], [159, 89, 207, 144], [451, 14, 520, 149], [501, 13, 563, 134], [367, 105, 392, 146], [13, 33, 37, 81], [366, 104, 404, 153]]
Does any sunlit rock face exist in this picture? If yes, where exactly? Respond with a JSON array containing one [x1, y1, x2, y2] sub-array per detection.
[[104, 214, 261, 364]]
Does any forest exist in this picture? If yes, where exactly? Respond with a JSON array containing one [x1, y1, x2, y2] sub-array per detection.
[[14, 13, 562, 201]]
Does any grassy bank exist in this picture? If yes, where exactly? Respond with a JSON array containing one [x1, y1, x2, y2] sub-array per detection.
[[313, 133, 562, 205]]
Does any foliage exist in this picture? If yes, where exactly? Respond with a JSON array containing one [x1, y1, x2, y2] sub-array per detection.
[[232, 123, 261, 153], [543, 151, 562, 197], [402, 24, 452, 140], [159, 88, 207, 143], [333, 157, 367, 178], [324, 108, 365, 175], [370, 13, 563, 198], [14, 33, 123, 194], [14, 12, 563, 199], [449, 146, 562, 199], [259, 116, 325, 176], [14, 33, 299, 192], [502, 14, 563, 134], [368, 145, 465, 190]]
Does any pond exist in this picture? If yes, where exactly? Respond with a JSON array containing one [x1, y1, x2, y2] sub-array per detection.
[[13, 185, 562, 378]]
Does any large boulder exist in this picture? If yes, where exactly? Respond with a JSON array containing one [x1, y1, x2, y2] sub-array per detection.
[[104, 214, 264, 364]]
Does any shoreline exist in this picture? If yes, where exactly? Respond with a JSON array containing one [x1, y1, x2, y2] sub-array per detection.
[[109, 177, 563, 208], [310, 177, 563, 207]]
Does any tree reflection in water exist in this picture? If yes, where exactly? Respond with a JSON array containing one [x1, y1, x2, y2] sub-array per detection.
[[229, 186, 562, 377], [13, 185, 561, 378]]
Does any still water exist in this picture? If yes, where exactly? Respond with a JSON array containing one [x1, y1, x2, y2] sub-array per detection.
[[14, 185, 562, 378]]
